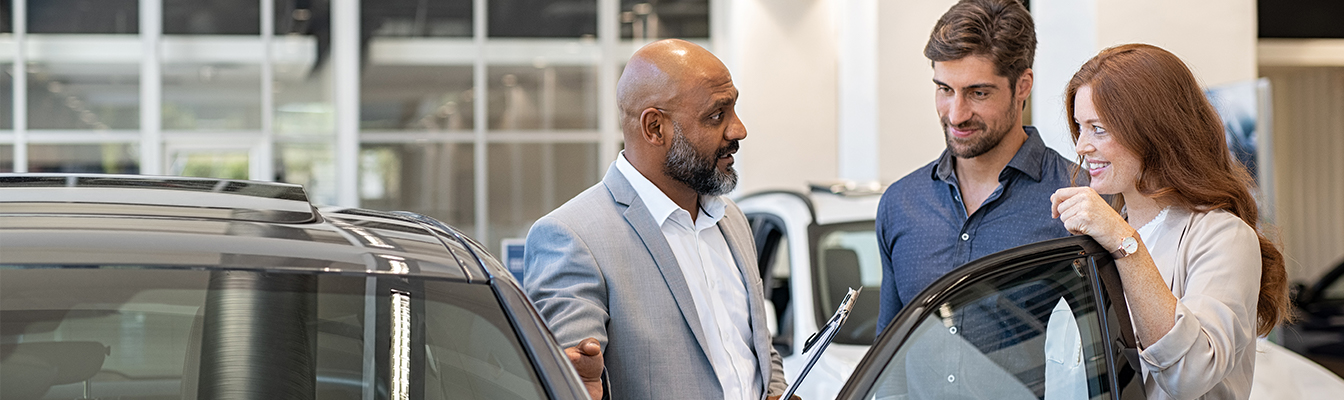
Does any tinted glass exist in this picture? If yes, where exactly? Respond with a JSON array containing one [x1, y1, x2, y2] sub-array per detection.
[[277, 141, 337, 205], [619, 0, 709, 39], [488, 66, 598, 130], [27, 64, 140, 130], [863, 257, 1111, 400], [367, 0, 472, 37], [28, 143, 139, 173], [0, 267, 546, 400], [489, 0, 596, 38], [162, 63, 263, 130], [487, 142, 599, 253], [0, 63, 10, 129], [28, 0, 138, 34], [814, 221, 881, 345], [359, 142, 476, 232], [164, 0, 259, 35], [361, 65, 475, 131], [0, 145, 12, 172]]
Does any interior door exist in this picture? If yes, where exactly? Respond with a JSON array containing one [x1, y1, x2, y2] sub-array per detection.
[[837, 236, 1143, 400]]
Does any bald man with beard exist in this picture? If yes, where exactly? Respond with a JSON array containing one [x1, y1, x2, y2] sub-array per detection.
[[523, 39, 791, 400]]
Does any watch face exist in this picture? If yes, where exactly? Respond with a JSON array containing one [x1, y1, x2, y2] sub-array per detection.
[[1122, 236, 1139, 253]]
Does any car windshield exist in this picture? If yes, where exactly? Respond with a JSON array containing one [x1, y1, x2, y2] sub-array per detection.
[[0, 266, 546, 400], [812, 221, 881, 345]]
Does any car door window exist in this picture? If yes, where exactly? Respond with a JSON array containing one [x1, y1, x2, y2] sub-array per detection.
[[748, 214, 794, 356], [0, 267, 548, 400], [814, 222, 881, 345], [861, 256, 1114, 400]]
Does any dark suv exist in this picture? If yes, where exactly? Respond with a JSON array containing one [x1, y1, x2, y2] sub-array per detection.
[[0, 174, 588, 400]]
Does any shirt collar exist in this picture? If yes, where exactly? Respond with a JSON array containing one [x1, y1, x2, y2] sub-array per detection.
[[932, 126, 1048, 182], [615, 152, 726, 227]]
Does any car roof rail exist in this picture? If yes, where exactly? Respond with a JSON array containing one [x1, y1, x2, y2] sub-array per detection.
[[808, 180, 886, 196], [0, 173, 318, 223]]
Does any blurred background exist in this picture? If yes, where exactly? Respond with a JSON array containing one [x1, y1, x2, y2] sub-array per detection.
[[0, 0, 1338, 290]]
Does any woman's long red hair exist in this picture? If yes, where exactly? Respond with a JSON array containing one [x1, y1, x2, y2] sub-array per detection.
[[1065, 43, 1290, 336]]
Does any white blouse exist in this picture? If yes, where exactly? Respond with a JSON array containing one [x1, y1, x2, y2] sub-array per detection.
[[1133, 206, 1262, 399]]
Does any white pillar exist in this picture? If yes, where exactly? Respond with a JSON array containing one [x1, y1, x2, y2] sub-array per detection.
[[834, 0, 879, 182], [875, 0, 957, 182], [12, 0, 26, 172], [1032, 0, 1258, 162], [721, 0, 838, 194], [333, 0, 360, 206], [139, 0, 162, 175], [1032, 0, 1098, 162]]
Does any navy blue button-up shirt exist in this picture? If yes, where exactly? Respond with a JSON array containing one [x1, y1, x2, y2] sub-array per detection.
[[876, 127, 1084, 335]]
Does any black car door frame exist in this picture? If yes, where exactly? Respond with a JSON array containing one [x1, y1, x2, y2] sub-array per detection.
[[836, 235, 1144, 400]]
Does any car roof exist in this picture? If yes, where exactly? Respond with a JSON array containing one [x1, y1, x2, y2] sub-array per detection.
[[0, 174, 495, 282], [738, 181, 883, 226]]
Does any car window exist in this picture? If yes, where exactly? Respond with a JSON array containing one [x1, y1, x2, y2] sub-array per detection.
[[859, 256, 1115, 400], [1320, 271, 1344, 301], [814, 221, 881, 345], [0, 267, 547, 400], [747, 213, 795, 356]]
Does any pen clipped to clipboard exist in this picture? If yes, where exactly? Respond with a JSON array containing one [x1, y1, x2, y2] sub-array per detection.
[[781, 287, 861, 400]]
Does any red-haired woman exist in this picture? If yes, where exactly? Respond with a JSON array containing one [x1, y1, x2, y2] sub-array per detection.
[[1049, 43, 1290, 399]]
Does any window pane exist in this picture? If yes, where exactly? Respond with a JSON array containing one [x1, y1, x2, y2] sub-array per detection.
[[367, 0, 472, 37], [29, 0, 139, 34], [163, 63, 263, 130], [28, 63, 140, 130], [0, 63, 11, 129], [164, 0, 259, 35], [489, 0, 596, 38], [487, 142, 599, 252], [362, 65, 474, 131], [488, 66, 597, 130], [0, 145, 12, 172], [28, 143, 139, 173], [620, 0, 709, 39], [167, 148, 250, 179], [277, 141, 336, 205], [0, 5, 10, 33], [359, 142, 476, 231], [867, 258, 1110, 400]]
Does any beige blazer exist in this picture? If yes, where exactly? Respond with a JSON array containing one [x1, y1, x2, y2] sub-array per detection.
[[1136, 206, 1261, 400]]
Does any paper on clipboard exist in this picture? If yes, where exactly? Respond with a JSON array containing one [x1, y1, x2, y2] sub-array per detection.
[[781, 286, 861, 400]]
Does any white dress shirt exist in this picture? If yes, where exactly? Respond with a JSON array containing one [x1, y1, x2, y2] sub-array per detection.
[[616, 153, 763, 400]]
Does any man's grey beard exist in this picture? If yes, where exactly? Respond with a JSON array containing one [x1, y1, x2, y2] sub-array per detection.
[[664, 123, 738, 196]]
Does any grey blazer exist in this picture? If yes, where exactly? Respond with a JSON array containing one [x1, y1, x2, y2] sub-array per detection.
[[524, 163, 787, 399]]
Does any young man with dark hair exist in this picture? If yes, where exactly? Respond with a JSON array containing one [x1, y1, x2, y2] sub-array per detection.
[[876, 0, 1082, 334]]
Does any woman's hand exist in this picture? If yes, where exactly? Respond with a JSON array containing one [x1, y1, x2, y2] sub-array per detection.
[[1050, 187, 1133, 250]]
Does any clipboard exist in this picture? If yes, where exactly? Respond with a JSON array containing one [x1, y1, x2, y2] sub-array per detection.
[[781, 286, 861, 400]]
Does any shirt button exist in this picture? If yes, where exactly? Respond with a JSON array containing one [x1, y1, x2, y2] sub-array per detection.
[[960, 233, 969, 241], [947, 375, 956, 383]]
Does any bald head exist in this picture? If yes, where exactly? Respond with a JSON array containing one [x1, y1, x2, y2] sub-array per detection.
[[617, 39, 731, 138]]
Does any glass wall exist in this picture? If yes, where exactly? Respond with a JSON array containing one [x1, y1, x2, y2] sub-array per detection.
[[0, 0, 709, 253]]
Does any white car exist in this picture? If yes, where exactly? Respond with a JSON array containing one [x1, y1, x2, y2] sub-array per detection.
[[738, 182, 1344, 400], [737, 182, 885, 400]]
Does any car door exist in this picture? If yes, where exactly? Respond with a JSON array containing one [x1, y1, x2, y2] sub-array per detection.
[[836, 236, 1144, 400]]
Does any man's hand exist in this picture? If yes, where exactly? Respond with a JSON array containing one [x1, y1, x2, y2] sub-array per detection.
[[565, 337, 604, 400], [767, 395, 802, 400]]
